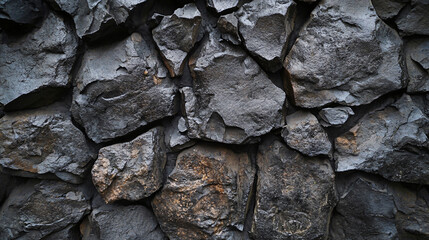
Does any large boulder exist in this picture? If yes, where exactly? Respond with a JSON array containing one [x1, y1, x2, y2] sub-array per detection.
[[92, 127, 167, 203], [396, 0, 429, 36], [284, 0, 405, 108], [183, 33, 286, 144], [71, 33, 178, 143], [152, 3, 202, 77], [237, 0, 296, 72], [251, 137, 337, 239], [406, 38, 429, 93], [335, 94, 429, 184], [152, 144, 255, 239], [0, 104, 97, 184], [0, 12, 78, 110]]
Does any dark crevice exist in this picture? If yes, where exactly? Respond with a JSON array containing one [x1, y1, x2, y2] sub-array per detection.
[[243, 143, 259, 240]]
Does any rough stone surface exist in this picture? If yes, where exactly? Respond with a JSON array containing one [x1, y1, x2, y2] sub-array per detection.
[[396, 0, 429, 36], [372, 0, 408, 20], [0, 12, 78, 110], [165, 116, 195, 151], [251, 137, 337, 240], [335, 94, 429, 184], [284, 0, 405, 108], [152, 3, 202, 77], [237, 0, 296, 72], [330, 173, 429, 240], [281, 111, 332, 156], [0, 104, 97, 184], [217, 13, 241, 45], [152, 144, 255, 240], [0, 0, 45, 28], [184, 33, 285, 144], [319, 107, 354, 127], [92, 127, 167, 203], [406, 38, 429, 93], [71, 33, 178, 143], [0, 180, 90, 239], [207, 0, 239, 14]]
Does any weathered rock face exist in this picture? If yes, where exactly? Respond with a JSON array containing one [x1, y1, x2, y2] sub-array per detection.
[[396, 0, 429, 36], [184, 33, 286, 144], [237, 0, 296, 72], [152, 3, 202, 77], [0, 12, 78, 110], [0, 0, 45, 28], [406, 38, 429, 93], [217, 13, 241, 45], [318, 107, 354, 127], [284, 0, 405, 108], [71, 33, 178, 143], [372, 0, 408, 20], [92, 127, 167, 203], [164, 116, 195, 151], [0, 180, 90, 239], [207, 0, 239, 14], [330, 173, 429, 240], [335, 94, 429, 185], [0, 104, 97, 184], [252, 138, 337, 239], [152, 144, 255, 239]]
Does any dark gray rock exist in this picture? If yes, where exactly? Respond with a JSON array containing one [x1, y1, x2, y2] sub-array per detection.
[[319, 107, 354, 127], [217, 13, 241, 45], [335, 94, 429, 184], [284, 0, 405, 108], [71, 33, 178, 143], [152, 144, 255, 240], [0, 174, 10, 205], [0, 104, 97, 184], [207, 0, 239, 14], [0, 0, 45, 28], [0, 12, 78, 110], [372, 0, 408, 20], [43, 225, 80, 240], [237, 0, 296, 72], [165, 116, 195, 151], [152, 3, 202, 77], [92, 127, 167, 203], [281, 111, 332, 156], [251, 137, 337, 240], [406, 38, 429, 93], [184, 33, 285, 144], [396, 0, 429, 36], [0, 180, 90, 239]]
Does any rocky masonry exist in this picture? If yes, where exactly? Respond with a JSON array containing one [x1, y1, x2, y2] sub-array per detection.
[[0, 0, 428, 239]]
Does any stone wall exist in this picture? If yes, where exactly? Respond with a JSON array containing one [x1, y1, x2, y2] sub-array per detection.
[[0, 0, 428, 239]]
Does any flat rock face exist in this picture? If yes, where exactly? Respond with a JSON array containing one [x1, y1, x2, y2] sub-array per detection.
[[330, 173, 429, 240], [251, 138, 337, 240], [406, 38, 429, 93], [335, 94, 429, 184], [281, 111, 332, 156], [0, 0, 45, 27], [152, 3, 202, 77], [152, 144, 255, 240], [207, 0, 239, 14], [237, 0, 296, 72], [372, 0, 408, 20], [319, 107, 354, 127], [0, 104, 97, 184], [284, 0, 405, 108], [92, 127, 167, 203], [184, 33, 285, 144], [0, 12, 78, 110], [0, 180, 90, 239], [396, 0, 429, 36], [71, 33, 178, 143]]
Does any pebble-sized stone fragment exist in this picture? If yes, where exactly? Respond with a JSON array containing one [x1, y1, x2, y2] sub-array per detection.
[[396, 0, 429, 36], [164, 116, 195, 151], [92, 127, 167, 203], [207, 0, 240, 14], [406, 38, 429, 93], [319, 107, 354, 127], [217, 13, 241, 45]]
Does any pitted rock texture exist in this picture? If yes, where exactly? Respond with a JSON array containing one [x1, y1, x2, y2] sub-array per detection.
[[0, 104, 97, 184], [184, 33, 285, 144], [152, 144, 255, 240], [284, 0, 405, 108], [406, 37, 429, 93], [0, 12, 78, 110], [92, 127, 166, 203], [335, 94, 429, 184], [71, 33, 178, 143], [152, 3, 202, 77], [237, 0, 296, 72]]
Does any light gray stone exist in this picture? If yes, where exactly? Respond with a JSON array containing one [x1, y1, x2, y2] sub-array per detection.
[[207, 0, 239, 14], [319, 107, 354, 127], [217, 13, 241, 45]]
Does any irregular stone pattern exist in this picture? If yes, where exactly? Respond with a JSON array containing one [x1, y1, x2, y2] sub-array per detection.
[[284, 0, 405, 108], [184, 33, 286, 144], [406, 38, 429, 93], [0, 0, 45, 27], [319, 107, 354, 127], [71, 33, 178, 143], [92, 127, 167, 203], [207, 0, 239, 14], [237, 0, 296, 72], [281, 111, 332, 156], [0, 104, 97, 184], [0, 180, 90, 239], [396, 0, 429, 36], [152, 144, 255, 240], [252, 138, 337, 239], [164, 116, 195, 151], [0, 12, 78, 110], [152, 3, 202, 77], [335, 94, 429, 184], [217, 13, 241, 45]]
